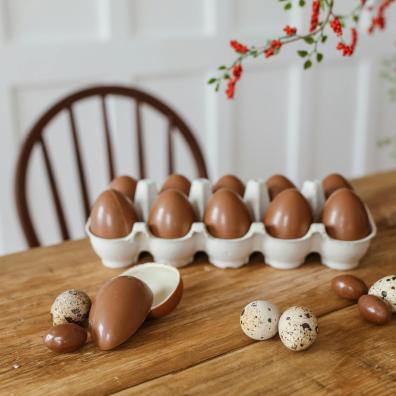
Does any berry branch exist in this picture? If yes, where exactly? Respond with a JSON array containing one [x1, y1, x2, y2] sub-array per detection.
[[209, 0, 396, 99]]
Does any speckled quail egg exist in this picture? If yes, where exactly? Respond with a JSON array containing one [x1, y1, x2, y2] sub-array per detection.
[[369, 275, 396, 313], [278, 306, 318, 351], [51, 290, 91, 326], [240, 300, 280, 340]]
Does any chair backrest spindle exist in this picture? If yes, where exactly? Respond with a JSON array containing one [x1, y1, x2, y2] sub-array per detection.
[[100, 95, 115, 182], [167, 119, 174, 174], [67, 106, 90, 218], [135, 101, 146, 179], [39, 136, 70, 240]]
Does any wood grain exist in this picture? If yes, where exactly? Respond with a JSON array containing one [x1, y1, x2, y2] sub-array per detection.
[[0, 171, 395, 395], [119, 306, 396, 396]]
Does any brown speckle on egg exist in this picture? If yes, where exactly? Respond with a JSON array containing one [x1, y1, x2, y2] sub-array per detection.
[[278, 306, 318, 351], [51, 290, 91, 326], [240, 300, 280, 341]]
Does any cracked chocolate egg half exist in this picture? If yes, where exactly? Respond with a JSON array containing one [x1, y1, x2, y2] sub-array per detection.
[[122, 263, 183, 318]]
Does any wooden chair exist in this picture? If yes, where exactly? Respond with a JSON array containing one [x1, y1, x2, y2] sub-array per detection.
[[15, 85, 208, 248]]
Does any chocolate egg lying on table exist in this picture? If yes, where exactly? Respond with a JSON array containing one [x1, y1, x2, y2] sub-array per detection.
[[122, 263, 183, 318], [358, 295, 392, 325], [90, 189, 139, 238], [263, 189, 312, 239], [278, 306, 318, 351], [44, 323, 87, 353], [321, 188, 371, 241], [266, 174, 295, 200], [331, 275, 368, 301], [89, 276, 153, 350], [212, 175, 245, 197], [109, 175, 138, 201], [161, 174, 191, 196], [369, 275, 396, 313], [322, 173, 353, 199], [240, 300, 280, 340], [51, 289, 91, 325], [204, 188, 251, 239], [148, 189, 195, 238]]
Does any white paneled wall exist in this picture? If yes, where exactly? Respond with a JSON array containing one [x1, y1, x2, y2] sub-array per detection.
[[0, 0, 395, 254]]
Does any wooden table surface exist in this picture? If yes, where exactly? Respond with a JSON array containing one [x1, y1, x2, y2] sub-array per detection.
[[1, 171, 396, 396]]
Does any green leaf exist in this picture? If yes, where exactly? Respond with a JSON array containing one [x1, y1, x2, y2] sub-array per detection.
[[218, 65, 227, 71], [304, 60, 312, 70], [299, 0, 305, 6], [316, 53, 323, 63], [207, 78, 217, 84], [321, 35, 328, 43], [284, 3, 292, 10], [297, 50, 308, 57], [304, 37, 315, 45], [215, 83, 220, 92]]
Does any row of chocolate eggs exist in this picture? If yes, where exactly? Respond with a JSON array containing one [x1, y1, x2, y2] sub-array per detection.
[[89, 173, 371, 241]]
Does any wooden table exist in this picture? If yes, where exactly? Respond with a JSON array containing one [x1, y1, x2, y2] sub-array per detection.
[[1, 171, 396, 395]]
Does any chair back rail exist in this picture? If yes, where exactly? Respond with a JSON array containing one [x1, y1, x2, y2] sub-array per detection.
[[15, 85, 208, 248]]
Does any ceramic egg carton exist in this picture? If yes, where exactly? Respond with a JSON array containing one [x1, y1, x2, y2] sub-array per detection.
[[86, 178, 376, 271]]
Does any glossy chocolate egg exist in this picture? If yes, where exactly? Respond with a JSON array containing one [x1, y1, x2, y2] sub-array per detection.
[[321, 188, 370, 241], [89, 276, 153, 350], [266, 174, 295, 200], [358, 295, 392, 325], [263, 189, 312, 239], [331, 275, 368, 300], [44, 323, 87, 353], [322, 173, 353, 199], [90, 190, 139, 239], [109, 175, 137, 201], [212, 175, 245, 197], [161, 174, 191, 196], [204, 188, 251, 239], [148, 189, 195, 239]]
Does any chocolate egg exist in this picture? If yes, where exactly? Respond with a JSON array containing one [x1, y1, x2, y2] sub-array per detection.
[[148, 189, 195, 239], [322, 173, 353, 199], [204, 188, 251, 239], [89, 276, 153, 350], [44, 323, 87, 353], [331, 275, 368, 301], [90, 190, 139, 239], [212, 175, 245, 197], [122, 263, 183, 318], [263, 189, 312, 239], [321, 188, 371, 241], [109, 175, 137, 201], [161, 174, 191, 196], [358, 295, 392, 325], [266, 174, 295, 200]]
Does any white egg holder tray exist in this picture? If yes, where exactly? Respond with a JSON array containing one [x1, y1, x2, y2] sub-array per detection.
[[86, 178, 376, 271]]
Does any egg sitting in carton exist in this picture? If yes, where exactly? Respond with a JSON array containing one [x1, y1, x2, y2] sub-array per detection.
[[86, 172, 376, 271]]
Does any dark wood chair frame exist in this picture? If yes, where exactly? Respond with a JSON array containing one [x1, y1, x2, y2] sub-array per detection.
[[15, 85, 208, 248]]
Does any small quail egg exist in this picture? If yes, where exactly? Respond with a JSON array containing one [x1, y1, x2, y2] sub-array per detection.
[[240, 300, 280, 340], [369, 275, 396, 313], [51, 290, 91, 326], [278, 306, 318, 351]]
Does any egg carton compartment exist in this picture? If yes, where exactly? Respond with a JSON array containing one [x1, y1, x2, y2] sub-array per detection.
[[86, 178, 376, 270]]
